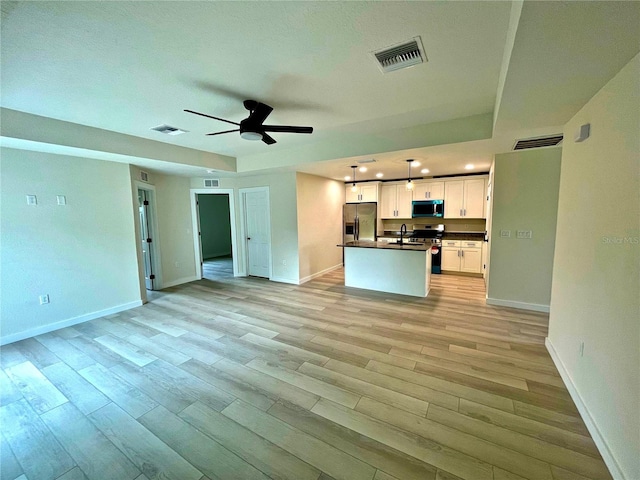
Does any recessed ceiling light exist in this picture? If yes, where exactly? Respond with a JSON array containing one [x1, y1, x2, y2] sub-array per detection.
[[359, 167, 368, 172], [344, 176, 351, 181], [376, 172, 384, 178], [420, 168, 429, 174], [465, 164, 474, 170], [411, 161, 421, 167]]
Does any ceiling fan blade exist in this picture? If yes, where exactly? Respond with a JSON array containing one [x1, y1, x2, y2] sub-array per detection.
[[261, 125, 313, 134], [184, 109, 240, 126], [261, 133, 277, 145], [247, 102, 273, 125], [206, 129, 240, 136]]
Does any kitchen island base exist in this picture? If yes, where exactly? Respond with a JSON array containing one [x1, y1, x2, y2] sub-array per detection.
[[342, 244, 431, 297]]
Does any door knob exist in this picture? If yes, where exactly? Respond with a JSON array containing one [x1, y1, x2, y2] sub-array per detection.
[[247, 237, 251, 240]]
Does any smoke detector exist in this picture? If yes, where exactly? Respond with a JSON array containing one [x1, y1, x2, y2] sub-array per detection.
[[150, 124, 188, 136], [372, 37, 427, 73]]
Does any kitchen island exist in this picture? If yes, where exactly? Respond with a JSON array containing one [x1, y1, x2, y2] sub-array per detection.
[[338, 241, 431, 297]]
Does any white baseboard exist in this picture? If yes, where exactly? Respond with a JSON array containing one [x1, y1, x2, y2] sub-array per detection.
[[0, 300, 143, 346], [162, 276, 199, 289], [545, 338, 623, 480], [269, 276, 299, 285], [486, 297, 550, 313], [299, 263, 343, 284]]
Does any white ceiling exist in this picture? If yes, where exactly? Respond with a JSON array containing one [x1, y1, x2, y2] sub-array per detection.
[[1, 1, 639, 181]]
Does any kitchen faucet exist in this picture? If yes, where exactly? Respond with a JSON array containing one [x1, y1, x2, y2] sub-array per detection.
[[400, 224, 407, 245]]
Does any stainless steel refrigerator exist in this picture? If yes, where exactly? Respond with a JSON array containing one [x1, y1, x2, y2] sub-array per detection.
[[344, 202, 377, 242]]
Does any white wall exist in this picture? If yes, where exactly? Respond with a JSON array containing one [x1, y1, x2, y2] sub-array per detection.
[[296, 173, 344, 282], [0, 148, 142, 344], [487, 147, 561, 311], [548, 54, 639, 480]]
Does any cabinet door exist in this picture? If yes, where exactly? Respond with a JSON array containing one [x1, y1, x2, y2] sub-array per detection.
[[360, 184, 378, 202], [444, 181, 464, 218], [380, 185, 397, 219], [396, 186, 413, 219], [463, 178, 486, 218], [441, 247, 461, 271], [428, 182, 445, 200], [345, 186, 360, 203], [413, 183, 429, 200], [460, 247, 483, 273]]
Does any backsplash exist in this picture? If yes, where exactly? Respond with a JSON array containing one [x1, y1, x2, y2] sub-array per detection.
[[382, 218, 486, 233]]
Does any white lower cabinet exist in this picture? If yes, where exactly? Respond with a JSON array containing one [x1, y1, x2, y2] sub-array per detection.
[[441, 240, 484, 273]]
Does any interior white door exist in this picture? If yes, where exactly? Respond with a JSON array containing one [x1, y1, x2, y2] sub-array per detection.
[[244, 190, 271, 278], [137, 189, 156, 290]]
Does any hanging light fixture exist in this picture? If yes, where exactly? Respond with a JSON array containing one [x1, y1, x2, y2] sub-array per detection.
[[406, 159, 414, 191], [350, 165, 358, 192]]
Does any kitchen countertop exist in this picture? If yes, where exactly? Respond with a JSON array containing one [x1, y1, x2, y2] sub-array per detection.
[[338, 241, 429, 251]]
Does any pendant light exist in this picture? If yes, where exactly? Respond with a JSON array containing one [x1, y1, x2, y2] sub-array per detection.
[[406, 159, 414, 191], [350, 165, 358, 192]]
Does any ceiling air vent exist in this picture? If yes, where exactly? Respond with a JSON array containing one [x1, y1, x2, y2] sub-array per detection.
[[372, 36, 426, 73], [150, 124, 188, 136], [513, 135, 563, 150], [204, 179, 220, 188]]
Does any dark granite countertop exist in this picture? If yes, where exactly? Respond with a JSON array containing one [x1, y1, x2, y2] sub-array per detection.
[[338, 241, 429, 251]]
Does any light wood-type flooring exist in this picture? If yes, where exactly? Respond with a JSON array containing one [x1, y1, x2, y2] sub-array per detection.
[[0, 268, 612, 480]]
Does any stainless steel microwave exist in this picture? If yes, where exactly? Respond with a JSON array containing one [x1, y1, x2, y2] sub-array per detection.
[[412, 199, 444, 218]]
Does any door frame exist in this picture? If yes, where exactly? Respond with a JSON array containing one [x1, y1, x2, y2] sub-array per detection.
[[190, 189, 239, 279], [239, 186, 272, 280], [134, 181, 163, 290]]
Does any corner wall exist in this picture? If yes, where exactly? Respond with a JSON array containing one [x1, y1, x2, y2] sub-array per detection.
[[487, 147, 561, 311], [296, 173, 344, 282], [0, 148, 142, 344], [548, 53, 639, 479]]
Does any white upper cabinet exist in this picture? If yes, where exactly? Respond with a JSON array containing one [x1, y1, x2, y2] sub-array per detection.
[[413, 181, 444, 200], [381, 184, 413, 219], [345, 184, 378, 203], [444, 177, 487, 218]]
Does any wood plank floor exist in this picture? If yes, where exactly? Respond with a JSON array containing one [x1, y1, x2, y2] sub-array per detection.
[[0, 266, 612, 480]]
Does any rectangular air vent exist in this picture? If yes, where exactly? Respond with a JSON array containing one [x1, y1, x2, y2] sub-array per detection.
[[372, 36, 426, 73], [140, 171, 149, 182], [513, 135, 563, 150], [150, 124, 188, 136], [204, 179, 220, 188]]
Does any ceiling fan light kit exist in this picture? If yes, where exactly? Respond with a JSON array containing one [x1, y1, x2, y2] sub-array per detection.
[[185, 100, 313, 145]]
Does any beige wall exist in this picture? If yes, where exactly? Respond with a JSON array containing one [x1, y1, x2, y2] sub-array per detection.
[[548, 54, 639, 479], [487, 147, 561, 310], [296, 173, 344, 282], [0, 148, 141, 344]]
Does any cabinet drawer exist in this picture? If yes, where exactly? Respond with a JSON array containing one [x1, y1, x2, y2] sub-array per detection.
[[462, 241, 481, 248], [442, 240, 461, 247]]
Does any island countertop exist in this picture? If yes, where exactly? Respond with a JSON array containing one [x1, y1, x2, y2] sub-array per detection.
[[338, 241, 429, 251]]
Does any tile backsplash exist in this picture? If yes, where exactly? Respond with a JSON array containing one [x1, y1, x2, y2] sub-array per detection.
[[383, 218, 486, 233]]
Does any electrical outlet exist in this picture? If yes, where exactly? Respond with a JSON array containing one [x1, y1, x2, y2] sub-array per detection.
[[500, 230, 511, 238], [26, 195, 37, 205], [282, 260, 287, 266], [39, 294, 50, 305], [516, 230, 532, 239], [579, 341, 585, 357], [57, 195, 67, 205]]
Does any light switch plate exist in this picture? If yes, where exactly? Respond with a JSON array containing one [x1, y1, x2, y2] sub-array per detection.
[[57, 195, 67, 205], [517, 230, 532, 239], [500, 230, 511, 238], [26, 195, 37, 205]]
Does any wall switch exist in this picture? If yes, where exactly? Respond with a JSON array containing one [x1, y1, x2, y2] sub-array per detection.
[[39, 294, 50, 305], [26, 195, 37, 205], [57, 195, 67, 205], [500, 230, 511, 238], [282, 260, 287, 266], [579, 341, 585, 357], [516, 230, 532, 239]]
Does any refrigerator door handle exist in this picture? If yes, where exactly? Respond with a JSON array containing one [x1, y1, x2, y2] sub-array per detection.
[[354, 216, 359, 241]]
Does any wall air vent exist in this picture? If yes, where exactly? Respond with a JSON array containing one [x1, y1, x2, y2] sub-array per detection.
[[357, 159, 377, 164], [513, 135, 563, 150], [372, 36, 426, 73], [204, 179, 220, 188], [150, 124, 188, 136]]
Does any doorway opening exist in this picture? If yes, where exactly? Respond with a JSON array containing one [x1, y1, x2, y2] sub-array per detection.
[[190, 189, 239, 281], [136, 186, 161, 290]]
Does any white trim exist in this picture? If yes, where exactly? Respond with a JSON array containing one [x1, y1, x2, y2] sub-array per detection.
[[270, 276, 299, 285], [239, 186, 272, 280], [190, 188, 239, 279], [545, 338, 623, 480], [486, 297, 550, 313], [134, 182, 163, 291], [162, 275, 200, 289], [299, 263, 344, 284], [0, 301, 142, 346]]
